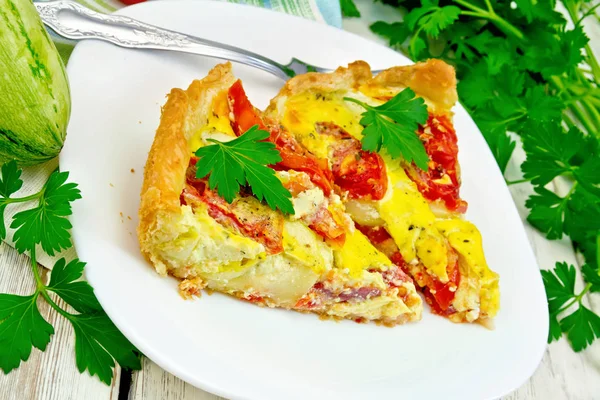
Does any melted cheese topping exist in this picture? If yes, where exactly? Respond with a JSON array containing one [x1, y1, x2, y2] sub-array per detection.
[[279, 93, 452, 282], [378, 166, 449, 282], [435, 219, 500, 317], [189, 91, 235, 152], [333, 228, 392, 278], [281, 92, 363, 158]]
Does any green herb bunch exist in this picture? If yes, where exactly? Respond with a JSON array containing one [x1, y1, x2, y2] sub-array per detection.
[[344, 0, 600, 350], [0, 161, 141, 384]]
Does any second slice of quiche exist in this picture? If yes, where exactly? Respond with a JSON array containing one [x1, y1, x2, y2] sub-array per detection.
[[138, 63, 422, 326], [265, 59, 499, 324]]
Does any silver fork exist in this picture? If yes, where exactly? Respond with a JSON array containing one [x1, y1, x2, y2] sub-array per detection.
[[36, 0, 376, 80]]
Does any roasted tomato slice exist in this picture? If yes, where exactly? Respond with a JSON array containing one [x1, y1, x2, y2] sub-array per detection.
[[227, 80, 334, 195], [316, 122, 388, 201], [405, 115, 467, 213]]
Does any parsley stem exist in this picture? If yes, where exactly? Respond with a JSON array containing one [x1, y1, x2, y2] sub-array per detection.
[[568, 102, 596, 136], [460, 10, 484, 17], [483, 0, 494, 13], [343, 96, 370, 110], [506, 177, 532, 186], [29, 247, 73, 320], [554, 283, 593, 316], [562, 112, 577, 130], [4, 191, 44, 204], [453, 0, 484, 13], [576, 3, 600, 26], [563, 0, 600, 80], [581, 99, 600, 130], [453, 0, 525, 40]]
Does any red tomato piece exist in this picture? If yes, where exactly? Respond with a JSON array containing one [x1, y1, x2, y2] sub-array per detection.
[[227, 80, 334, 195], [405, 115, 467, 213], [316, 122, 388, 201]]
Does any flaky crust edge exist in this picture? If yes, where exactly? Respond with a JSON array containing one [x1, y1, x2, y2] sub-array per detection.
[[137, 63, 236, 267], [266, 58, 457, 114]]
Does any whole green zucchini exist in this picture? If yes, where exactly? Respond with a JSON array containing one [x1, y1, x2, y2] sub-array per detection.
[[0, 0, 70, 165]]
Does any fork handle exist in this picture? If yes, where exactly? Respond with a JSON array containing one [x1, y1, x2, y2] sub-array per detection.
[[36, 0, 292, 80]]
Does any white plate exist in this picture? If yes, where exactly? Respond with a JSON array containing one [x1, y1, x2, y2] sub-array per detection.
[[61, 1, 548, 399]]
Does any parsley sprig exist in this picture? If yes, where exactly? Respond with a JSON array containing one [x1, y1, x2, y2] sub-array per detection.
[[347, 0, 600, 350], [0, 161, 141, 383], [195, 125, 295, 214], [344, 89, 430, 170]]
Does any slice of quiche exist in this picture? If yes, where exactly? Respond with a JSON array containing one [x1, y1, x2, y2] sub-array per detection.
[[265, 59, 499, 324], [138, 63, 422, 326]]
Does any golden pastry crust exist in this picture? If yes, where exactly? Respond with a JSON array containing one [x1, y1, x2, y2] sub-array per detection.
[[266, 59, 457, 115], [364, 59, 457, 112], [138, 63, 236, 267], [137, 62, 423, 325], [272, 61, 372, 101]]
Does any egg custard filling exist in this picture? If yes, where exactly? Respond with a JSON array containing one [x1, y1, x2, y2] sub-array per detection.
[[138, 60, 499, 326], [266, 59, 499, 324]]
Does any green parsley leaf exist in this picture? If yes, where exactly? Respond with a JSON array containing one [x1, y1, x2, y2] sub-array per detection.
[[0, 293, 54, 373], [0, 161, 23, 198], [446, 23, 478, 63], [483, 41, 516, 75], [542, 261, 600, 351], [562, 27, 590, 71], [525, 187, 567, 240], [405, 0, 461, 38], [70, 313, 141, 384], [457, 63, 496, 109], [344, 88, 429, 170], [522, 86, 564, 124], [474, 112, 516, 174], [409, 35, 428, 60], [10, 170, 81, 256], [0, 161, 24, 241], [531, 0, 565, 24], [560, 304, 600, 352], [514, 0, 534, 23], [549, 314, 563, 343], [574, 156, 600, 197], [521, 125, 585, 186], [370, 21, 410, 47], [195, 125, 294, 214], [340, 0, 361, 18], [564, 187, 600, 265], [582, 264, 600, 293], [47, 258, 102, 314], [541, 262, 576, 313]]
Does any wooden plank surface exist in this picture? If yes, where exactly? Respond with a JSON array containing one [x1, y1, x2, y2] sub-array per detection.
[[128, 358, 223, 400], [0, 242, 121, 400]]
